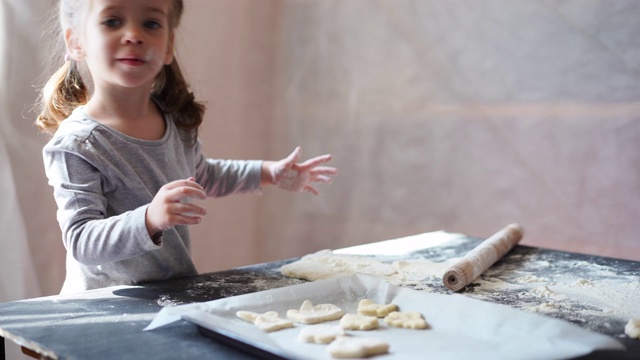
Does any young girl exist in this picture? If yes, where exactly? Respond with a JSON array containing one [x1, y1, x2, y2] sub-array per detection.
[[36, 0, 337, 294]]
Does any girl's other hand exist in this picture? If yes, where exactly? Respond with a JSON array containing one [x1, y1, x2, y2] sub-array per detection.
[[145, 177, 207, 235], [267, 147, 338, 195]]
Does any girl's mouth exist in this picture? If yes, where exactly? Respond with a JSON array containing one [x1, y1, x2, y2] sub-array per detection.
[[118, 58, 145, 66]]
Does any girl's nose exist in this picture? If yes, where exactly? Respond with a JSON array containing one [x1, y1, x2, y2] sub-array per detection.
[[123, 27, 143, 45]]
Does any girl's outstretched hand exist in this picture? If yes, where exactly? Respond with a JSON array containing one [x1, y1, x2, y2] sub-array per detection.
[[266, 146, 338, 195], [146, 177, 207, 236]]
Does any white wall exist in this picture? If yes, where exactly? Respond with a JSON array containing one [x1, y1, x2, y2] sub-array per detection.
[[255, 0, 640, 262], [0, 0, 58, 301]]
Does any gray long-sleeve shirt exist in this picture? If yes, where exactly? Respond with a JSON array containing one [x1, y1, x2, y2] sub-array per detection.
[[43, 107, 262, 294]]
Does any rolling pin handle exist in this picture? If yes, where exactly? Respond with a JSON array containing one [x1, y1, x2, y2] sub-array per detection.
[[446, 275, 457, 286], [442, 223, 524, 292]]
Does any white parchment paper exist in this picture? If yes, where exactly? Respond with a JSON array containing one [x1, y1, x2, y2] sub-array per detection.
[[145, 274, 624, 360]]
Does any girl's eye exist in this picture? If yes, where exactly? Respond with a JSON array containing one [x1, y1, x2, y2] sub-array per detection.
[[144, 20, 162, 30], [103, 18, 121, 27]]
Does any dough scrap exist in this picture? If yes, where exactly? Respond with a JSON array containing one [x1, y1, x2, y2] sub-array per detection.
[[384, 311, 428, 329], [340, 313, 379, 330], [287, 300, 344, 324], [357, 299, 398, 318], [280, 250, 396, 281], [298, 324, 345, 344], [236, 310, 294, 332], [327, 336, 389, 358], [625, 318, 640, 339]]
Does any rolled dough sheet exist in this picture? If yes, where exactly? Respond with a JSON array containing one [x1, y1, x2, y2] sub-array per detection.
[[280, 250, 396, 281]]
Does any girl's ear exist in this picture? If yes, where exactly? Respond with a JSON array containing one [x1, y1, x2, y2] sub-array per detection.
[[64, 28, 85, 61], [164, 32, 175, 65]]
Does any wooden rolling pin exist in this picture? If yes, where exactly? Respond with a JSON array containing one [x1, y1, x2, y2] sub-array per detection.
[[443, 223, 524, 291]]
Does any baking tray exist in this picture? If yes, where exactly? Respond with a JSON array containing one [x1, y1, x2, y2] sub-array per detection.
[[146, 274, 624, 360]]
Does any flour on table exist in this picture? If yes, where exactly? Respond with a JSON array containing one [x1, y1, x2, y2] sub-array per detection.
[[298, 324, 345, 344], [467, 253, 640, 338], [157, 295, 180, 307], [388, 258, 460, 284], [527, 286, 567, 300], [280, 250, 396, 281], [286, 300, 344, 324], [340, 313, 379, 330], [514, 275, 549, 283], [524, 301, 560, 314], [327, 336, 389, 359]]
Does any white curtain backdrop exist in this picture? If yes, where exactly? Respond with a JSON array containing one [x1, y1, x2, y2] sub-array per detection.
[[0, 0, 47, 303], [2, 0, 640, 312], [2, 1, 50, 358]]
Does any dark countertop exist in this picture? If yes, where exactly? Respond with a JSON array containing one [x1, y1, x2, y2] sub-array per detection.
[[371, 236, 639, 344], [1, 233, 638, 359]]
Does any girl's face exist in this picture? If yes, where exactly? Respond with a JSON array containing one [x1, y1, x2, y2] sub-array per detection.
[[66, 0, 175, 92]]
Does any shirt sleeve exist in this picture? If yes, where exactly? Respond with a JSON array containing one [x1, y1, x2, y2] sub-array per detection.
[[43, 145, 159, 266], [193, 142, 263, 197]]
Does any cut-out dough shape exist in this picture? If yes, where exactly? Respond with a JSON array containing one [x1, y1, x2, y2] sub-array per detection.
[[327, 335, 390, 358], [236, 310, 294, 332], [383, 311, 428, 329], [626, 318, 640, 339], [340, 313, 379, 330], [298, 324, 345, 344], [287, 300, 344, 324], [357, 299, 398, 318]]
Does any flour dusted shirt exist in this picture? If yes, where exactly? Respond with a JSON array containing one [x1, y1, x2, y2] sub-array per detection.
[[43, 107, 262, 294]]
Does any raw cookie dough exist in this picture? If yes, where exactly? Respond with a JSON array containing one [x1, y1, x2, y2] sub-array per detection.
[[298, 324, 345, 344], [236, 310, 294, 332], [625, 318, 640, 339], [280, 250, 396, 281], [287, 300, 345, 324], [340, 313, 379, 330], [384, 311, 429, 329], [357, 299, 398, 318], [327, 336, 389, 358]]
